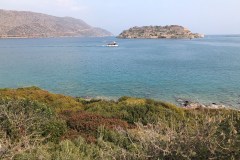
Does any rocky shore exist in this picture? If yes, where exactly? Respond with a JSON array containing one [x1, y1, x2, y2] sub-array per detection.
[[78, 96, 234, 110], [118, 25, 204, 39], [176, 98, 232, 109]]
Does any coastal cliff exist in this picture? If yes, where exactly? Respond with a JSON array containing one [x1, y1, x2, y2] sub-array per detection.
[[118, 25, 204, 39], [0, 9, 113, 38]]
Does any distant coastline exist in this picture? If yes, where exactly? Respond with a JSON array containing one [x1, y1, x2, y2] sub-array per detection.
[[0, 35, 113, 39], [0, 9, 113, 38]]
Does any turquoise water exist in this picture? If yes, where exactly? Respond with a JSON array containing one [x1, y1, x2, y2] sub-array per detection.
[[0, 36, 240, 107]]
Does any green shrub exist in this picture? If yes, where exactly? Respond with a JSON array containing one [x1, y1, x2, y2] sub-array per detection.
[[52, 137, 102, 160], [0, 87, 83, 112], [60, 110, 132, 143], [0, 99, 66, 159], [84, 97, 185, 125], [98, 110, 240, 160], [1, 87, 239, 160]]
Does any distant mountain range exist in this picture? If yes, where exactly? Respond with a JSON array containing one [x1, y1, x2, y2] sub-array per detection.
[[118, 25, 204, 39], [0, 9, 113, 38]]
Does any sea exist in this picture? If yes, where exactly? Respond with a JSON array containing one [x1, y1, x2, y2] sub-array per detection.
[[0, 36, 240, 108]]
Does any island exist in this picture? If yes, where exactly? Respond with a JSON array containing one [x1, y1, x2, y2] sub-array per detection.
[[118, 25, 204, 39], [0, 9, 113, 38]]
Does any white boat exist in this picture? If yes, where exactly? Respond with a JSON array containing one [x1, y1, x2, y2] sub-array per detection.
[[106, 41, 118, 47]]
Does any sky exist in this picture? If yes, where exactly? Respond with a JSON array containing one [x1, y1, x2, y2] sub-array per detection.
[[0, 0, 240, 35]]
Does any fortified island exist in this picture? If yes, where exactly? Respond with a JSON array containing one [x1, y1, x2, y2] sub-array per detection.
[[118, 25, 204, 39]]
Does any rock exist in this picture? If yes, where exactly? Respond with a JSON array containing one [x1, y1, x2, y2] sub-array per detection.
[[0, 143, 6, 157], [176, 98, 227, 109], [118, 25, 204, 39]]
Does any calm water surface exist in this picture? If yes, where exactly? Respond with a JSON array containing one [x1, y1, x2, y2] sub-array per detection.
[[0, 36, 240, 107]]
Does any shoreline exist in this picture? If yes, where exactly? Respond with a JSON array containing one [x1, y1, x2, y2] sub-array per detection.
[[175, 98, 236, 110], [1, 86, 239, 110], [77, 95, 239, 110]]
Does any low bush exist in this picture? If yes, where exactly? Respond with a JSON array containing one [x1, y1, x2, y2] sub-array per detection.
[[60, 110, 133, 143], [0, 99, 66, 159], [84, 97, 185, 125], [0, 87, 83, 112], [0, 87, 239, 159], [98, 112, 240, 160]]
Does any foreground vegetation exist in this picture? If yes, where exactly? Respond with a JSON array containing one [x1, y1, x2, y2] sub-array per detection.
[[0, 87, 239, 159]]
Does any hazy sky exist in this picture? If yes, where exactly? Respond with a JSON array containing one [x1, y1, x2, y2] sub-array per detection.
[[0, 0, 240, 35]]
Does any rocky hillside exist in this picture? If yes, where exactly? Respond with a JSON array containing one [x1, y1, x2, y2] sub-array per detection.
[[0, 9, 112, 38], [118, 25, 204, 39], [0, 87, 239, 159]]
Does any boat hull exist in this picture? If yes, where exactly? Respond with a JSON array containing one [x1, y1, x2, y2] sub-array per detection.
[[106, 44, 119, 47]]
